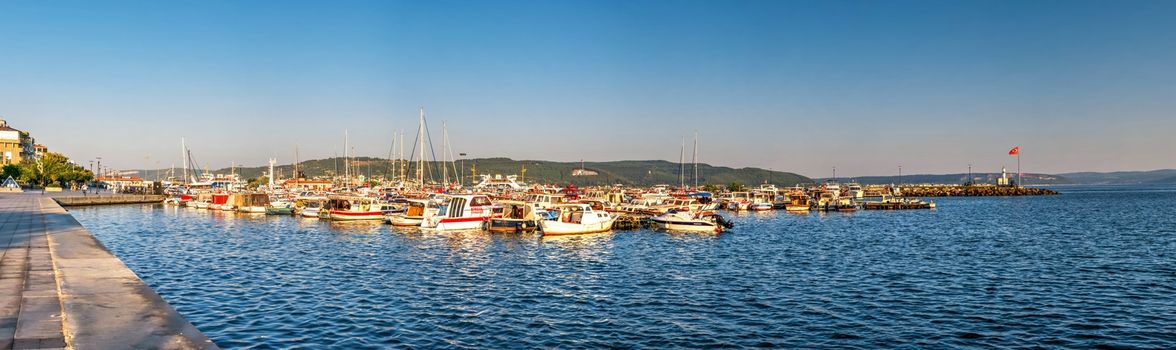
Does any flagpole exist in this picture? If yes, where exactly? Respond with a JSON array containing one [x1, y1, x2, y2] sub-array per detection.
[[1017, 152, 1022, 188]]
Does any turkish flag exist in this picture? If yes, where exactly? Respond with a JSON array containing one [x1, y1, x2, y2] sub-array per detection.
[[1009, 146, 1020, 155]]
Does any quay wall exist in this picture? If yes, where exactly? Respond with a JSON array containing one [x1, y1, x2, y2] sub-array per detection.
[[0, 193, 217, 349], [53, 194, 165, 206], [898, 186, 1058, 197]]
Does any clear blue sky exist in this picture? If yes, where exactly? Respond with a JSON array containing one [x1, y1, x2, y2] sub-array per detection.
[[2, 0, 1173, 177]]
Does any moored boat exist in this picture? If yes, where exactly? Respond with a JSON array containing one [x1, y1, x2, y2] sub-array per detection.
[[327, 195, 384, 221], [649, 210, 733, 233], [422, 195, 495, 231], [540, 203, 618, 236], [486, 200, 540, 233]]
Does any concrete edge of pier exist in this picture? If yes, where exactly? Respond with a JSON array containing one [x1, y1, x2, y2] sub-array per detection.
[[2, 193, 217, 349], [51, 194, 165, 207]]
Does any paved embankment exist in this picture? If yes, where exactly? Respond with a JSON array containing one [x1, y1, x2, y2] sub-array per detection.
[[1, 194, 216, 349], [52, 194, 165, 207]]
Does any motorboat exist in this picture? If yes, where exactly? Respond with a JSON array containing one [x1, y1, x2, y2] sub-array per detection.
[[327, 195, 384, 221], [649, 210, 734, 233], [385, 199, 438, 226], [540, 203, 617, 236], [297, 198, 325, 218], [265, 200, 295, 215], [422, 195, 495, 231], [486, 200, 540, 233]]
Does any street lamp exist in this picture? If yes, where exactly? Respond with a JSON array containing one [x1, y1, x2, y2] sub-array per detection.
[[459, 153, 467, 187]]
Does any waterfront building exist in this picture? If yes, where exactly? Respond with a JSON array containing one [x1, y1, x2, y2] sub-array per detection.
[[0, 119, 36, 165], [34, 143, 47, 160]]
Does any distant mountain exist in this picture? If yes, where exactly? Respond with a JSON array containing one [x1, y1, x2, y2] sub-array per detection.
[[1058, 169, 1176, 185], [137, 157, 812, 187], [817, 173, 1072, 185]]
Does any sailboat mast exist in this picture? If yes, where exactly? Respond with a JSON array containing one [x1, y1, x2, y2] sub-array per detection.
[[441, 121, 449, 186], [679, 137, 685, 189], [417, 108, 426, 186], [399, 130, 406, 182], [692, 131, 698, 188], [344, 130, 350, 185], [181, 137, 188, 184]]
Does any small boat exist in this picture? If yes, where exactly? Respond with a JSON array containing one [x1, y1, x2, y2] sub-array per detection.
[[298, 198, 325, 218], [650, 210, 734, 233], [385, 199, 438, 226], [327, 195, 384, 221], [540, 203, 618, 236], [784, 190, 810, 212], [265, 200, 295, 215], [486, 200, 540, 233], [422, 195, 495, 231]]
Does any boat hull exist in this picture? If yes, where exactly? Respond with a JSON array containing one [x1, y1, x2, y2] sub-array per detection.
[[265, 207, 294, 215], [429, 217, 487, 231], [329, 210, 384, 221], [300, 208, 321, 218], [487, 219, 540, 233], [540, 217, 617, 236], [650, 218, 721, 233], [387, 215, 424, 226]]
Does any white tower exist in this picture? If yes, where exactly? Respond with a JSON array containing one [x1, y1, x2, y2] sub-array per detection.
[[268, 158, 277, 189]]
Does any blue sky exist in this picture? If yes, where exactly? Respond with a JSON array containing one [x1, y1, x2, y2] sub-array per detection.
[[1, 0, 1173, 177]]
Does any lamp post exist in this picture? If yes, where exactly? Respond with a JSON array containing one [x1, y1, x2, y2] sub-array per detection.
[[967, 164, 972, 186]]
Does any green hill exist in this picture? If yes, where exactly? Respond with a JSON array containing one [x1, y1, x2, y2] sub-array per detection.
[[139, 157, 812, 187]]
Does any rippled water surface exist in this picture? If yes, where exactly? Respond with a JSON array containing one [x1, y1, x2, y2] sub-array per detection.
[[71, 186, 1176, 348]]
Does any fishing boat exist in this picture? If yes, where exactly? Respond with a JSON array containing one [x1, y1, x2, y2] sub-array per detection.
[[327, 195, 384, 221], [235, 192, 270, 213], [386, 199, 437, 226], [649, 210, 734, 233], [422, 195, 495, 231], [209, 192, 232, 211], [749, 192, 774, 211], [486, 200, 540, 233], [540, 203, 618, 236], [784, 191, 811, 212]]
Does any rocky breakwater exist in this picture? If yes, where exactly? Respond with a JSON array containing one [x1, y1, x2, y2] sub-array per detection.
[[899, 186, 1058, 197]]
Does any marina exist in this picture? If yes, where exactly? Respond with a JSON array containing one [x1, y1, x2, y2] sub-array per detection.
[[64, 185, 1176, 348]]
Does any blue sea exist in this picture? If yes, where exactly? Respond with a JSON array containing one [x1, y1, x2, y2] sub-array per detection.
[[70, 185, 1176, 348]]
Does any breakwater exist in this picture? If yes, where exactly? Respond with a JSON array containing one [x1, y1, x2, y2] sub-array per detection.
[[899, 186, 1058, 197]]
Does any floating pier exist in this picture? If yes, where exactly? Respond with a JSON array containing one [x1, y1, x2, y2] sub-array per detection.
[[0, 193, 216, 349]]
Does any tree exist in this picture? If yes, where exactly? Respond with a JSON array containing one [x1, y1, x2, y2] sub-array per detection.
[[701, 184, 721, 193], [1, 164, 21, 180], [20, 152, 93, 187], [248, 176, 269, 188], [726, 182, 746, 192]]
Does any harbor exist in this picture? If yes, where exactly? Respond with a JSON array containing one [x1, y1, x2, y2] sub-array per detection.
[[62, 185, 1176, 348]]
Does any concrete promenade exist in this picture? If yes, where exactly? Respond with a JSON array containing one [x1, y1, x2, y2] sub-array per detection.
[[0, 194, 216, 349]]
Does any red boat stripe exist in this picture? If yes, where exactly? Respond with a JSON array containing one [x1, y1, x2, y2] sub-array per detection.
[[439, 217, 488, 223]]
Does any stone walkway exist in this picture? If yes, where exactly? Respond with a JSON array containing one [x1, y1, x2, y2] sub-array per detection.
[[0, 194, 216, 349]]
